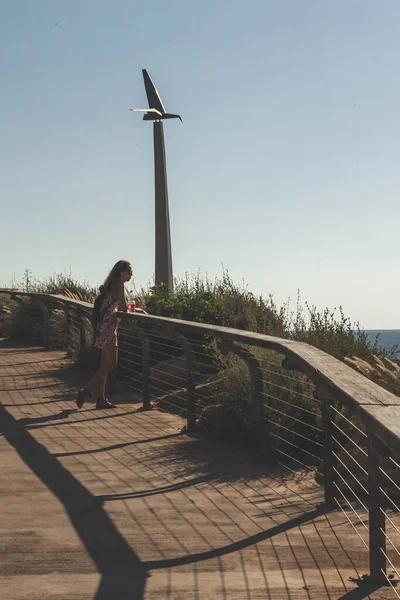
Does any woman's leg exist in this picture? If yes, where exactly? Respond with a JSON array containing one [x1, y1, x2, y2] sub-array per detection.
[[76, 349, 108, 408], [76, 345, 117, 409], [98, 373, 107, 399], [86, 349, 112, 391], [96, 346, 118, 408], [96, 351, 107, 399]]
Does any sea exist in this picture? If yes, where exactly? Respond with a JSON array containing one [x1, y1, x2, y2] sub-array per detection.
[[364, 330, 400, 358]]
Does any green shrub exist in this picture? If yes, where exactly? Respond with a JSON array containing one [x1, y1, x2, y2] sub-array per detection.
[[13, 269, 97, 302], [145, 273, 398, 364], [146, 289, 225, 324], [290, 299, 399, 362], [146, 272, 287, 337]]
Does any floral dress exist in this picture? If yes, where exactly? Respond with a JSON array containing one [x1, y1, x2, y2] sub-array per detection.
[[95, 293, 119, 349]]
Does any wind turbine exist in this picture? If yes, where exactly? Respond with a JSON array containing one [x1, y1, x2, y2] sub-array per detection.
[[130, 69, 182, 122], [131, 69, 182, 295]]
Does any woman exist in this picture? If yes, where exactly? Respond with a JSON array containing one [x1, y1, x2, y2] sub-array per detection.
[[76, 259, 132, 409]]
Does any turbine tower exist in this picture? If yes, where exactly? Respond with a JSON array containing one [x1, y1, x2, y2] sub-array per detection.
[[130, 69, 182, 294]]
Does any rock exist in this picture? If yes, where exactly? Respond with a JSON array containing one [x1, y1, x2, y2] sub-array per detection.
[[345, 355, 400, 396]]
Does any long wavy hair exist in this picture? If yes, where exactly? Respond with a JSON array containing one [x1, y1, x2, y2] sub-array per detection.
[[101, 260, 131, 295]]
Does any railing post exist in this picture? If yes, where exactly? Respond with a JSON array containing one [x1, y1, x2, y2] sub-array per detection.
[[78, 309, 87, 353], [321, 398, 337, 509], [283, 365, 336, 509], [132, 323, 151, 411], [175, 333, 196, 432], [220, 339, 274, 455], [10, 294, 29, 338], [64, 305, 72, 354], [37, 300, 50, 349], [315, 384, 337, 509], [368, 431, 387, 583]]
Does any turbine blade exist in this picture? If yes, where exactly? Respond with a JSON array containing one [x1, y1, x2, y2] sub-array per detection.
[[142, 69, 166, 114], [133, 108, 162, 115]]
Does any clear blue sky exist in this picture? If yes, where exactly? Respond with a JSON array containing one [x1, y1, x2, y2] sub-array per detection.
[[1, 0, 399, 328]]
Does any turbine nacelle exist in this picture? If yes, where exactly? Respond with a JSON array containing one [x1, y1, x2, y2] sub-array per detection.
[[130, 69, 182, 123]]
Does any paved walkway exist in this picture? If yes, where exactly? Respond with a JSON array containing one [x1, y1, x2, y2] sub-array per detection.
[[0, 340, 395, 599]]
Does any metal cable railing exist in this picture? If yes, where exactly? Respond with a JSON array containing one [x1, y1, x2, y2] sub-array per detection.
[[1, 288, 400, 591]]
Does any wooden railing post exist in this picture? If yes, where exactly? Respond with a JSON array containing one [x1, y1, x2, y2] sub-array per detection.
[[78, 309, 87, 354], [63, 305, 72, 355], [321, 398, 337, 509], [220, 339, 274, 455], [368, 431, 387, 583], [132, 323, 151, 411], [315, 384, 337, 510], [10, 294, 29, 338], [284, 364, 336, 509], [36, 300, 50, 349], [175, 333, 196, 432]]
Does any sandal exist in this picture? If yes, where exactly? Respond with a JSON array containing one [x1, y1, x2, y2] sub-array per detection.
[[76, 388, 91, 409], [96, 396, 116, 410]]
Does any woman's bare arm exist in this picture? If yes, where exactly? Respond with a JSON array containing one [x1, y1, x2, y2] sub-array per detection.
[[116, 282, 128, 311]]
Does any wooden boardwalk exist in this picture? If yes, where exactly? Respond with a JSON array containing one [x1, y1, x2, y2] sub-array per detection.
[[0, 339, 395, 599]]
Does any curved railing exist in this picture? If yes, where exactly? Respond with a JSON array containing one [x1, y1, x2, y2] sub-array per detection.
[[1, 289, 400, 590]]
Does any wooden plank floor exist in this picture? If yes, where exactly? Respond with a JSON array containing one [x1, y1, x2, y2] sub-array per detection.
[[0, 339, 397, 599]]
